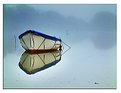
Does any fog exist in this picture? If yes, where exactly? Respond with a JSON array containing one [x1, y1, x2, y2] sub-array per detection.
[[4, 4, 116, 88]]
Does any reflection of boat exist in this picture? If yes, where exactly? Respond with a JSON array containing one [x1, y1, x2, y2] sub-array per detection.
[[19, 30, 62, 52], [19, 51, 61, 74]]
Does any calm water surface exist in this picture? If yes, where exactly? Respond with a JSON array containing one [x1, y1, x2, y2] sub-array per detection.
[[4, 4, 116, 88], [4, 40, 116, 88]]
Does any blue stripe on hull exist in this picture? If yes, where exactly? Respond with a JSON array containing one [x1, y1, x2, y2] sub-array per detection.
[[19, 30, 61, 41]]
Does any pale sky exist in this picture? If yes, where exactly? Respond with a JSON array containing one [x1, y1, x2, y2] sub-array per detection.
[[31, 4, 116, 22]]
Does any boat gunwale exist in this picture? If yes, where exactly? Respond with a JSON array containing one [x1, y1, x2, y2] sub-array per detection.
[[19, 30, 61, 41], [25, 49, 61, 54]]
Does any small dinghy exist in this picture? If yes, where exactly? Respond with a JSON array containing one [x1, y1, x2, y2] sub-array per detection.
[[18, 30, 70, 74], [19, 30, 62, 53]]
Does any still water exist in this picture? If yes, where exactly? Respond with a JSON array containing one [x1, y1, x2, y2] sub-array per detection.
[[3, 4, 116, 88], [4, 40, 116, 88]]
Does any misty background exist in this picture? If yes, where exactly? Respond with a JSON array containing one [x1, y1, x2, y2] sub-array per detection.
[[4, 4, 116, 88]]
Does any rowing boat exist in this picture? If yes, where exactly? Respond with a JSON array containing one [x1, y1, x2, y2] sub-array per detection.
[[19, 30, 62, 53]]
